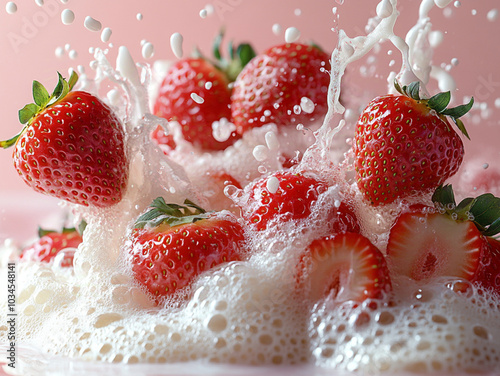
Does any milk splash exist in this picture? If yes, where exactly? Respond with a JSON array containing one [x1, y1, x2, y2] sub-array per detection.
[[1, 0, 500, 375]]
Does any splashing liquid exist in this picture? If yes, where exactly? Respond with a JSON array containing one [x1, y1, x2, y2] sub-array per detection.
[[1, 0, 500, 375]]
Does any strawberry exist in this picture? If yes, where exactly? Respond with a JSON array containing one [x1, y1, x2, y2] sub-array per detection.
[[231, 43, 331, 135], [387, 185, 500, 295], [300, 232, 391, 303], [1, 72, 128, 207], [151, 124, 176, 155], [242, 172, 359, 233], [354, 81, 474, 206], [127, 198, 245, 303], [153, 37, 256, 151], [20, 227, 83, 267]]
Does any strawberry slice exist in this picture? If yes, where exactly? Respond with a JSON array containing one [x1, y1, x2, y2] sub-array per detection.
[[387, 185, 500, 288], [302, 232, 391, 303], [387, 209, 485, 281]]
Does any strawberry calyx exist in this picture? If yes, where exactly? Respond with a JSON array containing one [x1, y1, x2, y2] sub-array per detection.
[[195, 29, 256, 83], [134, 198, 210, 229], [394, 80, 474, 140], [432, 184, 500, 237], [38, 219, 87, 238], [0, 71, 79, 149]]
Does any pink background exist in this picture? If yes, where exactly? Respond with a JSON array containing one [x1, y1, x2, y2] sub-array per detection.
[[0, 0, 499, 241]]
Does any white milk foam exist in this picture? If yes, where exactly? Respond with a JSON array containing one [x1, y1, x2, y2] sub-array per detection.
[[1, 0, 500, 374]]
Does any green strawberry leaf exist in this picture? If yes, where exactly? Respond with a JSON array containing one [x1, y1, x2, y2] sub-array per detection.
[[32, 80, 50, 107], [134, 197, 209, 229], [19, 103, 39, 124], [432, 184, 456, 208], [451, 118, 470, 140], [407, 81, 421, 100], [441, 97, 474, 119], [213, 28, 225, 62], [483, 217, 500, 237], [68, 70, 78, 91], [427, 91, 451, 113], [237, 43, 257, 68]]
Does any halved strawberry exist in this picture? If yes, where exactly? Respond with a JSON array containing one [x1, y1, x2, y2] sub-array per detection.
[[387, 185, 500, 291], [301, 232, 391, 303]]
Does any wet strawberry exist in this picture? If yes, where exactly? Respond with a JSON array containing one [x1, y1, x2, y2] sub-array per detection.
[[1, 72, 128, 207], [127, 198, 245, 304], [354, 81, 473, 206]]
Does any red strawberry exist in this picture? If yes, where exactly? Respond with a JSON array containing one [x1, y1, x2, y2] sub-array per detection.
[[242, 171, 359, 233], [1, 72, 128, 207], [231, 43, 330, 135], [20, 227, 83, 267], [354, 81, 474, 206], [153, 58, 239, 151], [387, 185, 500, 295], [151, 124, 176, 154], [477, 237, 500, 294], [300, 232, 391, 303], [128, 198, 245, 303]]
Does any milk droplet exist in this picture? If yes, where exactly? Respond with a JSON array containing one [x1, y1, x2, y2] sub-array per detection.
[[205, 82, 212, 90], [55, 46, 65, 57], [376, 0, 393, 19], [266, 177, 280, 194], [6, 2, 17, 14], [116, 46, 141, 87], [136, 13, 143, 21], [142, 42, 154, 59], [494, 98, 500, 108], [191, 93, 204, 104], [61, 9, 75, 25], [212, 118, 235, 142], [434, 0, 453, 8], [487, 9, 498, 22], [272, 23, 282, 36], [454, 1, 461, 7], [300, 97, 315, 114], [429, 31, 444, 47], [69, 50, 78, 60], [199, 9, 208, 18], [101, 27, 112, 43], [285, 27, 301, 43], [451, 58, 459, 66], [84, 16, 102, 32], [170, 32, 184, 59], [294, 8, 302, 16], [35, 0, 44, 6], [253, 145, 268, 162], [265, 132, 280, 150], [483, 163, 490, 169], [107, 89, 121, 107], [471, 9, 477, 16], [205, 4, 214, 15]]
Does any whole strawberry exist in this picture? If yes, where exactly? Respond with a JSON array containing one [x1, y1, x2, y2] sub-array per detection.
[[354, 81, 474, 206], [242, 172, 359, 233], [231, 43, 331, 135], [1, 72, 128, 207], [128, 198, 245, 303], [20, 227, 83, 267], [153, 37, 256, 151], [154, 58, 237, 151]]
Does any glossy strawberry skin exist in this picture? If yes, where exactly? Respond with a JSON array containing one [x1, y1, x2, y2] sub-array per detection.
[[231, 43, 330, 135], [13, 91, 128, 207], [129, 216, 244, 303], [473, 237, 500, 295], [243, 172, 327, 231], [20, 230, 82, 267], [243, 172, 359, 233], [301, 232, 392, 303], [354, 95, 464, 206], [153, 58, 239, 151]]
